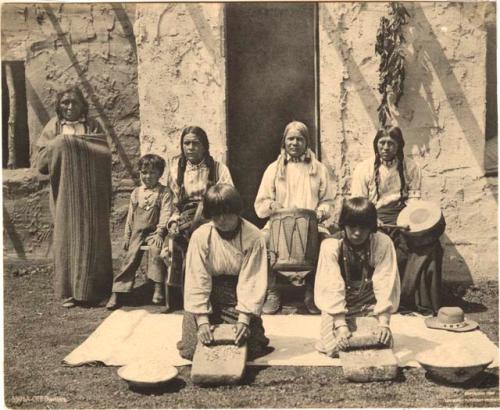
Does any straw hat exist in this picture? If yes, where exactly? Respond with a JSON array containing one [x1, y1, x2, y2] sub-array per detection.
[[424, 307, 479, 332]]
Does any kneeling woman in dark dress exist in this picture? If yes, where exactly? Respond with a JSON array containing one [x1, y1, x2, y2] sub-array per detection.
[[314, 197, 400, 356], [177, 184, 270, 360]]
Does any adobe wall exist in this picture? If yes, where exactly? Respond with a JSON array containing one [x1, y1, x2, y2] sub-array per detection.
[[1, 3, 141, 177], [318, 2, 497, 282], [134, 3, 227, 169], [2, 3, 140, 259]]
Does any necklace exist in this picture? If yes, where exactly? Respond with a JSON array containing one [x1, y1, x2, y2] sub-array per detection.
[[382, 158, 397, 168], [342, 237, 371, 287]]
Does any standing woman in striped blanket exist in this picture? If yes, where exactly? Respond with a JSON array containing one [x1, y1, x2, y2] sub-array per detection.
[[35, 86, 112, 308], [162, 126, 233, 296]]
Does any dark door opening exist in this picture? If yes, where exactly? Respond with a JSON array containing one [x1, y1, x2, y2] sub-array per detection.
[[226, 3, 318, 226], [2, 61, 30, 168], [484, 19, 497, 177]]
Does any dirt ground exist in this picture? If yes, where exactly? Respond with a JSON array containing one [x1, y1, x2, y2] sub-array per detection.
[[3, 259, 499, 409]]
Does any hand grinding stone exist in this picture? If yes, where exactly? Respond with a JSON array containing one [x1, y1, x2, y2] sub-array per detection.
[[339, 317, 398, 382], [191, 324, 248, 385]]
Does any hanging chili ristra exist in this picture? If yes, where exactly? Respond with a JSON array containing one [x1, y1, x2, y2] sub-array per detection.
[[375, 2, 410, 127]]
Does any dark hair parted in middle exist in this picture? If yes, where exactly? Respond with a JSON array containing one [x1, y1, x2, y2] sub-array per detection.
[[203, 184, 243, 219], [373, 126, 406, 202], [181, 126, 210, 154], [177, 126, 217, 195], [55, 86, 89, 119], [138, 153, 166, 175], [338, 197, 378, 233]]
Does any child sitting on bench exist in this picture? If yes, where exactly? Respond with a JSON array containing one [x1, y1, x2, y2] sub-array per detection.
[[107, 154, 173, 310], [314, 197, 400, 356]]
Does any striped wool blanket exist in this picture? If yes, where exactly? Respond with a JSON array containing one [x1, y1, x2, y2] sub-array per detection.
[[49, 132, 113, 302]]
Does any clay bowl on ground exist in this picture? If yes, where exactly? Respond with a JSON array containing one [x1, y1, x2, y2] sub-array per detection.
[[416, 344, 494, 385], [117, 360, 179, 389]]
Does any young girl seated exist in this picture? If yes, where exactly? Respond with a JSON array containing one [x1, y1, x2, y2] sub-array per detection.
[[106, 154, 173, 310], [314, 197, 400, 356]]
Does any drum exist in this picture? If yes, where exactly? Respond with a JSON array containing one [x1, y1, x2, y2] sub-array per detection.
[[269, 208, 319, 271], [396, 200, 446, 247]]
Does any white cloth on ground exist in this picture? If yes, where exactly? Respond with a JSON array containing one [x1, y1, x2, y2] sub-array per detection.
[[63, 310, 499, 368]]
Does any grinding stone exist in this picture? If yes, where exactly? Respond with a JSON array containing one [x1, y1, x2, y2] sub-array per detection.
[[339, 348, 398, 382], [191, 324, 248, 385], [339, 316, 398, 382]]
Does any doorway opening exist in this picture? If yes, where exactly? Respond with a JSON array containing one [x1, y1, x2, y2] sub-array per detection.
[[484, 19, 497, 177], [226, 3, 319, 226], [2, 61, 30, 168]]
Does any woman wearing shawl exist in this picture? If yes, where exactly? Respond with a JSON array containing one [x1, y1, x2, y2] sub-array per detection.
[[163, 126, 233, 291], [351, 126, 444, 314], [177, 184, 270, 360], [35, 86, 112, 308], [254, 121, 335, 314]]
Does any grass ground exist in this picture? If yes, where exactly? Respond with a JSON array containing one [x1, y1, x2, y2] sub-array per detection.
[[3, 259, 499, 408]]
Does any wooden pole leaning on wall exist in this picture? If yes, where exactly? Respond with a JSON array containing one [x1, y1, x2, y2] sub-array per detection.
[[5, 62, 17, 169]]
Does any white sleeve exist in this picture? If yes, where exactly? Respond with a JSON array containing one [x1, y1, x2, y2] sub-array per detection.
[[254, 164, 277, 219], [183, 229, 213, 316], [316, 163, 335, 218], [314, 238, 347, 315], [235, 235, 268, 323], [350, 161, 370, 199], [371, 233, 401, 315]]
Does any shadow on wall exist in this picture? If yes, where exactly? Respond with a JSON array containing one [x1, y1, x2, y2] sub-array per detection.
[[403, 4, 491, 179], [397, 21, 441, 155], [441, 232, 473, 287], [3, 205, 26, 260], [320, 4, 380, 132], [320, 4, 381, 195], [186, 4, 222, 64], [38, 4, 137, 182], [110, 3, 138, 61], [26, 77, 51, 161]]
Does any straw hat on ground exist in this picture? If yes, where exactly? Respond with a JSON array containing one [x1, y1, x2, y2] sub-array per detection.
[[424, 307, 478, 332]]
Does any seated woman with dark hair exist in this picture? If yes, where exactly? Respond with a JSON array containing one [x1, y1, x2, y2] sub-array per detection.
[[351, 126, 443, 314], [314, 197, 400, 357], [177, 184, 270, 360], [162, 126, 233, 295]]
